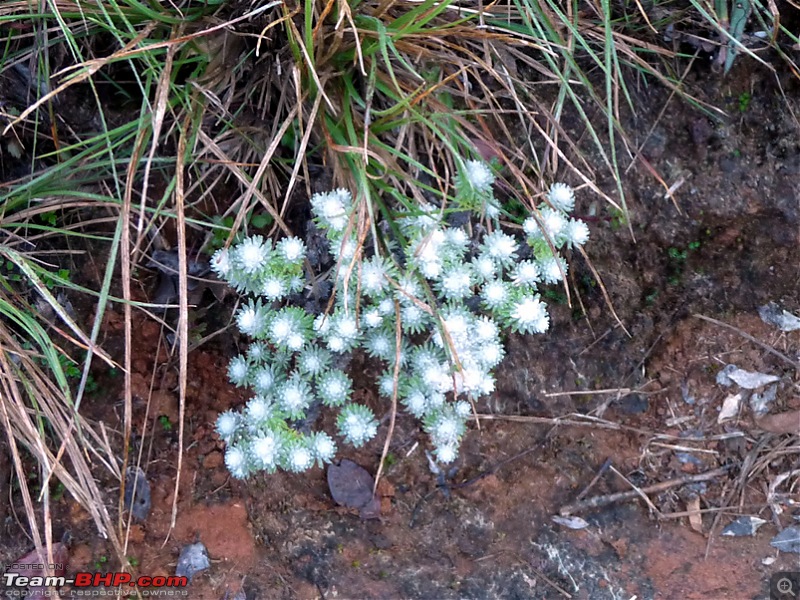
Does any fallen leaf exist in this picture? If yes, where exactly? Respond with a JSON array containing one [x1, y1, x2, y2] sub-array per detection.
[[686, 497, 703, 533], [717, 393, 742, 423], [755, 410, 800, 435], [717, 365, 780, 389], [327, 459, 381, 520], [552, 515, 590, 530]]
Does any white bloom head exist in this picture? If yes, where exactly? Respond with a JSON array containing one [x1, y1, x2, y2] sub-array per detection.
[[286, 440, 314, 472], [225, 444, 248, 478], [566, 219, 590, 246], [541, 207, 567, 239], [539, 256, 566, 285], [547, 182, 575, 213], [278, 237, 306, 262], [235, 236, 270, 273], [216, 411, 239, 441], [210, 248, 231, 278], [311, 432, 337, 465], [251, 433, 281, 470], [510, 294, 550, 334], [228, 356, 249, 386], [482, 231, 518, 266], [511, 261, 540, 287], [464, 160, 495, 192]]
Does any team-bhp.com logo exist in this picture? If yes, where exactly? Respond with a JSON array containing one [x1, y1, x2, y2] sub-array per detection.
[[3, 571, 188, 595]]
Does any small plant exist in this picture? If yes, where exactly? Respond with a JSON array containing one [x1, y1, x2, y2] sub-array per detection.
[[158, 416, 173, 432], [214, 165, 590, 477]]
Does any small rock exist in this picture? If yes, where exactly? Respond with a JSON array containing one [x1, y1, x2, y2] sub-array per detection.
[[617, 394, 649, 414], [722, 516, 768, 537], [175, 542, 210, 581], [124, 467, 151, 522], [770, 526, 800, 554]]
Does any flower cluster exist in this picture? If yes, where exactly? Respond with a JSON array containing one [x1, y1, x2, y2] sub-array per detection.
[[215, 164, 589, 476]]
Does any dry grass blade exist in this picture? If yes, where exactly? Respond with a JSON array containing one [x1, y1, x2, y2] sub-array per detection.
[[0, 318, 122, 554]]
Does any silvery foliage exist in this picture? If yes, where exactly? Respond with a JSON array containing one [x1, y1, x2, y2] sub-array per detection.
[[213, 160, 590, 476]]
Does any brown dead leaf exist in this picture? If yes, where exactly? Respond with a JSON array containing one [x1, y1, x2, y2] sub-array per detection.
[[687, 497, 703, 534], [755, 410, 800, 434]]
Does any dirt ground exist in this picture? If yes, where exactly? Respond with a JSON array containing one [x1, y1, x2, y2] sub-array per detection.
[[2, 57, 800, 600]]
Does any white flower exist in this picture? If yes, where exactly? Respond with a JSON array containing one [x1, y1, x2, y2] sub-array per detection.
[[464, 160, 495, 192], [262, 277, 286, 301], [365, 329, 394, 360], [280, 377, 311, 415], [313, 314, 331, 334], [216, 411, 238, 441], [247, 343, 268, 362], [225, 445, 248, 478], [235, 236, 270, 273], [401, 304, 428, 333], [251, 433, 280, 469], [439, 265, 473, 299], [566, 219, 590, 246], [436, 444, 457, 464], [210, 248, 231, 278], [510, 295, 550, 333], [539, 256, 566, 284], [403, 389, 428, 417], [478, 340, 505, 367], [548, 182, 575, 213], [432, 414, 462, 445], [522, 216, 542, 239], [441, 310, 470, 342], [253, 365, 276, 394], [312, 189, 352, 232], [297, 345, 330, 377], [286, 332, 306, 352], [475, 316, 499, 341], [318, 370, 351, 406], [445, 227, 469, 252], [454, 401, 471, 418], [378, 297, 395, 316], [311, 432, 337, 464], [335, 236, 358, 261], [472, 255, 496, 281], [335, 313, 359, 341], [541, 207, 567, 239], [286, 441, 313, 472], [511, 261, 540, 286], [246, 396, 272, 422], [395, 275, 422, 305], [421, 362, 452, 394], [228, 356, 249, 386], [482, 231, 518, 265], [419, 258, 442, 279], [327, 335, 345, 353], [270, 313, 294, 344], [362, 258, 389, 296], [278, 237, 306, 262], [338, 405, 378, 447], [236, 304, 265, 337], [413, 228, 446, 268], [481, 280, 510, 309], [363, 308, 384, 328], [378, 373, 396, 398]]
